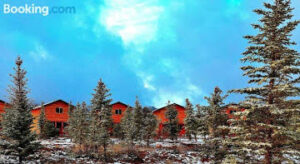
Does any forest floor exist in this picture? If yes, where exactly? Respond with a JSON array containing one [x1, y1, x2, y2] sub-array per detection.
[[0, 137, 209, 164]]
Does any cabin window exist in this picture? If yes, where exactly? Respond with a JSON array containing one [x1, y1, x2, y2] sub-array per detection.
[[115, 109, 122, 115], [230, 110, 236, 114], [56, 107, 63, 114]]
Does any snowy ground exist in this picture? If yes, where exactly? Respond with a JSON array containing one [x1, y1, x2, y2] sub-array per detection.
[[0, 137, 209, 164]]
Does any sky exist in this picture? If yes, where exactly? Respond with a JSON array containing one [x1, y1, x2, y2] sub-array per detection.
[[0, 0, 299, 108]]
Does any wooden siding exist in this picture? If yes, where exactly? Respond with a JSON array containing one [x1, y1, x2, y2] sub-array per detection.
[[111, 102, 128, 124], [31, 100, 70, 135], [153, 104, 186, 136]]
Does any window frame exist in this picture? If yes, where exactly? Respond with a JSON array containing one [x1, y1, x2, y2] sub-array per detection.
[[56, 107, 63, 114]]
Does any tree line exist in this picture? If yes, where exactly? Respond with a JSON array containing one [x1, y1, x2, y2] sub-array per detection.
[[0, 0, 299, 163]]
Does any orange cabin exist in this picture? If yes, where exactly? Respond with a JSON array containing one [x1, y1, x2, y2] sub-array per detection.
[[153, 103, 186, 137], [111, 101, 129, 124], [31, 99, 72, 136], [0, 100, 11, 121], [223, 104, 245, 120]]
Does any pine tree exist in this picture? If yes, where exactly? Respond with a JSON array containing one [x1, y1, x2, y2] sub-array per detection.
[[39, 102, 58, 138], [68, 102, 88, 147], [164, 101, 179, 141], [195, 105, 209, 141], [98, 102, 113, 161], [203, 87, 228, 163], [88, 79, 112, 154], [132, 97, 144, 142], [38, 103, 46, 138], [184, 99, 198, 141], [229, 0, 300, 163], [121, 107, 135, 149], [141, 107, 157, 147], [43, 120, 58, 138], [1, 57, 40, 163], [113, 123, 124, 139]]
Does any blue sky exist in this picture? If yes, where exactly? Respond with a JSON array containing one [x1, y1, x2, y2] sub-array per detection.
[[0, 0, 299, 108]]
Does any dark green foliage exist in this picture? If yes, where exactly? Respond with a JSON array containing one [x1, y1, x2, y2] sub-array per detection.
[[38, 103, 46, 138], [229, 0, 300, 163], [1, 57, 40, 163], [43, 121, 59, 138], [132, 98, 144, 142], [141, 107, 157, 146], [164, 101, 179, 141], [195, 105, 209, 140], [68, 102, 88, 145], [113, 123, 124, 139], [98, 102, 113, 161], [121, 107, 135, 149], [184, 99, 198, 141], [203, 87, 228, 163], [88, 78, 113, 158]]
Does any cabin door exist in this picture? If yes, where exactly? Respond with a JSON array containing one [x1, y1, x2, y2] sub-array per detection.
[[56, 122, 64, 136]]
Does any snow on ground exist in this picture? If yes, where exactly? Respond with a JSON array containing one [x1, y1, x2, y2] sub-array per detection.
[[1, 137, 207, 163]]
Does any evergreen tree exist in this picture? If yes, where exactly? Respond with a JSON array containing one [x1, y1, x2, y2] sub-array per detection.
[[98, 102, 113, 161], [113, 123, 124, 139], [38, 103, 46, 138], [88, 79, 112, 154], [121, 107, 135, 149], [43, 121, 58, 138], [68, 102, 88, 146], [203, 87, 228, 163], [195, 105, 209, 141], [1, 57, 40, 163], [39, 103, 58, 138], [229, 0, 300, 163], [132, 97, 144, 142], [184, 99, 198, 141], [164, 101, 179, 141], [141, 107, 157, 147]]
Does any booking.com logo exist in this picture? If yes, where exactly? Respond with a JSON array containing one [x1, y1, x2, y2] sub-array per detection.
[[3, 4, 76, 16]]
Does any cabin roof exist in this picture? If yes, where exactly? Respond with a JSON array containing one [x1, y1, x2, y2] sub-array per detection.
[[152, 103, 185, 113], [32, 99, 70, 110], [111, 101, 130, 107], [0, 99, 5, 103]]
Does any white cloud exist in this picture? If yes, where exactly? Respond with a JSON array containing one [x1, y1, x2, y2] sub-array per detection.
[[99, 0, 164, 46], [29, 43, 51, 62], [138, 73, 156, 91], [152, 81, 204, 108]]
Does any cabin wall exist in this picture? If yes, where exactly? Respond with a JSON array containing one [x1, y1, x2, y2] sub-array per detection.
[[31, 101, 70, 135], [111, 103, 128, 124], [153, 105, 186, 137]]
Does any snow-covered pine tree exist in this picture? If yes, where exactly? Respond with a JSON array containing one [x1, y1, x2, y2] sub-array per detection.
[[38, 102, 46, 138], [164, 101, 179, 141], [68, 102, 88, 147], [184, 99, 198, 141], [98, 102, 113, 161], [1, 57, 40, 163], [229, 0, 300, 163], [132, 97, 144, 142], [120, 106, 135, 149], [43, 120, 58, 138], [203, 87, 228, 163], [141, 107, 157, 147], [90, 78, 112, 113], [195, 105, 209, 141], [88, 79, 112, 154], [113, 123, 124, 139]]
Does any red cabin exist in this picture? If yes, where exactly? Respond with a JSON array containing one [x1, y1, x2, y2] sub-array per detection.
[[223, 104, 245, 120], [0, 100, 11, 122], [153, 103, 186, 137], [31, 99, 72, 136], [111, 101, 129, 124]]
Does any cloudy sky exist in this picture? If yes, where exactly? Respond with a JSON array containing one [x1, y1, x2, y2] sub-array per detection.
[[0, 0, 299, 107]]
